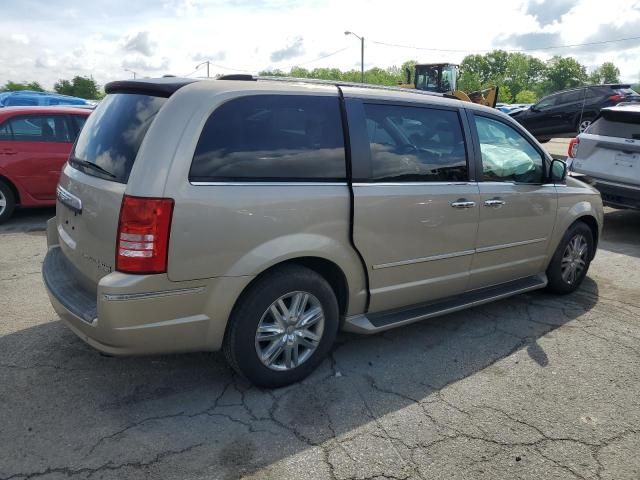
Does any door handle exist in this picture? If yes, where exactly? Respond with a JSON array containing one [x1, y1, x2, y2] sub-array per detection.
[[484, 199, 506, 208], [451, 200, 476, 209], [1, 148, 17, 155]]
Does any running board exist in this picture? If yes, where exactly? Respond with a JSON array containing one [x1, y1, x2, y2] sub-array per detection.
[[343, 274, 547, 334]]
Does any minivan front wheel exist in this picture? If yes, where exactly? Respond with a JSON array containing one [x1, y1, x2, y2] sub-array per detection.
[[546, 222, 594, 294], [223, 265, 339, 388]]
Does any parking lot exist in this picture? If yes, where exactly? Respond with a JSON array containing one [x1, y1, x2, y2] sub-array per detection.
[[1, 205, 639, 480]]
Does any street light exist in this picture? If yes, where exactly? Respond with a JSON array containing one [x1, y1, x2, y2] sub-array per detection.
[[344, 31, 364, 83], [124, 68, 137, 79], [196, 61, 211, 78]]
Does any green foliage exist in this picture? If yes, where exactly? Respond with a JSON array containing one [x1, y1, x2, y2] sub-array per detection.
[[498, 85, 513, 103], [515, 90, 537, 104], [589, 62, 621, 84], [53, 76, 101, 99], [0, 81, 45, 92], [543, 56, 587, 93]]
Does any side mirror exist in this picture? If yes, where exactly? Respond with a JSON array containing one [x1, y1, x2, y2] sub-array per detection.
[[530, 105, 539, 112], [549, 159, 567, 183]]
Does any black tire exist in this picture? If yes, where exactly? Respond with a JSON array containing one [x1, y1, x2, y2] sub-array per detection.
[[0, 180, 16, 225], [223, 264, 339, 388], [546, 221, 594, 294], [537, 137, 551, 144]]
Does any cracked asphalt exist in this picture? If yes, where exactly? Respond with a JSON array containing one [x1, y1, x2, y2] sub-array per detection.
[[1, 206, 639, 480]]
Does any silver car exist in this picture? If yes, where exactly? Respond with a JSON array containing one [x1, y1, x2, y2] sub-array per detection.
[[43, 77, 603, 387], [569, 104, 640, 210]]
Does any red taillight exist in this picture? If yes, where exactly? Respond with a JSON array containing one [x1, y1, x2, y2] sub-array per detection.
[[609, 94, 624, 102], [116, 195, 174, 274], [568, 137, 580, 158]]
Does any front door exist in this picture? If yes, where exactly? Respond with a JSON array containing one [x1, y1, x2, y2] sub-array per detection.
[[468, 112, 557, 289], [346, 97, 480, 312]]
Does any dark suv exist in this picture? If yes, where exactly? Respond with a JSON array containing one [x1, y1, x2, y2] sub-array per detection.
[[510, 84, 640, 142]]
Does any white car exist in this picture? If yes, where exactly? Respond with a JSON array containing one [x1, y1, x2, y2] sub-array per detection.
[[569, 104, 640, 210]]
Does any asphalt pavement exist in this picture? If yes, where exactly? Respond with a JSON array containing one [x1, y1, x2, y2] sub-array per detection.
[[1, 206, 639, 480]]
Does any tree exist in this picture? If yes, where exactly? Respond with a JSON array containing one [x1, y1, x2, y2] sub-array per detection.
[[498, 85, 513, 103], [459, 54, 492, 84], [53, 76, 101, 99], [458, 71, 482, 93], [504, 53, 546, 98], [543, 56, 587, 93], [0, 81, 45, 92], [515, 90, 537, 103], [589, 62, 620, 84]]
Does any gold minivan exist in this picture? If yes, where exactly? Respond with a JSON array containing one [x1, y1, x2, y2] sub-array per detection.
[[43, 76, 603, 387]]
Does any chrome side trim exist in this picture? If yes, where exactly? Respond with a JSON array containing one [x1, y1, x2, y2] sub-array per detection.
[[373, 249, 475, 270], [56, 185, 82, 213], [476, 237, 547, 253], [103, 286, 205, 302], [190, 182, 348, 186], [372, 238, 546, 270], [353, 182, 477, 187]]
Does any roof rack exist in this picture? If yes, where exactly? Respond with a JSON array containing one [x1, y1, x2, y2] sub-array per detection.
[[218, 74, 452, 100]]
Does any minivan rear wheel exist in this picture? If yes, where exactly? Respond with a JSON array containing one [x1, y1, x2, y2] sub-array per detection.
[[223, 265, 339, 388], [0, 180, 16, 224], [546, 221, 593, 294]]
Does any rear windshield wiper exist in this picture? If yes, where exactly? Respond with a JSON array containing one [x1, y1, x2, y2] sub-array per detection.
[[69, 157, 117, 179]]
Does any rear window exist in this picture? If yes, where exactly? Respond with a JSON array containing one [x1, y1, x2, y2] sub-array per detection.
[[189, 95, 346, 182], [587, 113, 640, 140], [71, 93, 166, 183]]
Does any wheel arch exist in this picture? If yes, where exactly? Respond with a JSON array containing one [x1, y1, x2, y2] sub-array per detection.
[[228, 256, 351, 322], [572, 214, 599, 259]]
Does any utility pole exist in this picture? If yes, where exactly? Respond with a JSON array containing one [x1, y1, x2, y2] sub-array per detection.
[[345, 31, 364, 83], [196, 61, 211, 78]]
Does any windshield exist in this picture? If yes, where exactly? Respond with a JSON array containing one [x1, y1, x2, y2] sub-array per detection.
[[71, 93, 166, 183]]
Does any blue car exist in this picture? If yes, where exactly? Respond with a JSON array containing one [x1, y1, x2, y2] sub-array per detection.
[[0, 90, 91, 107]]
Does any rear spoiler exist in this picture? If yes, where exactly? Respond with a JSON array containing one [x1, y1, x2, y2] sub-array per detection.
[[105, 78, 198, 98]]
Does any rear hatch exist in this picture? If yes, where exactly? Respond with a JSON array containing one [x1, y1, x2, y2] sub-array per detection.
[[572, 107, 640, 185], [56, 91, 167, 286]]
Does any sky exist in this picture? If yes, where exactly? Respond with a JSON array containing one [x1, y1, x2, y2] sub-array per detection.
[[1, 0, 640, 90]]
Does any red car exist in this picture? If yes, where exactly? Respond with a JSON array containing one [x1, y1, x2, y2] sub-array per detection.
[[0, 106, 91, 223]]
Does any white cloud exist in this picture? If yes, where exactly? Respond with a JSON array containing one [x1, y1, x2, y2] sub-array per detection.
[[0, 0, 638, 90], [123, 31, 156, 57], [10, 33, 29, 45]]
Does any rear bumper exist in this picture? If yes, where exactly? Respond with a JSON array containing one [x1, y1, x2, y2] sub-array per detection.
[[43, 229, 253, 355], [588, 178, 640, 210]]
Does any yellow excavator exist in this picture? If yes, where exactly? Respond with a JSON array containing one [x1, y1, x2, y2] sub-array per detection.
[[401, 63, 499, 108]]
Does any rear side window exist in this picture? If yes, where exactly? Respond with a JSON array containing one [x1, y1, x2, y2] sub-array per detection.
[[0, 121, 12, 140], [587, 116, 640, 140], [4, 115, 71, 142], [190, 95, 346, 182], [362, 103, 468, 182], [72, 94, 166, 183]]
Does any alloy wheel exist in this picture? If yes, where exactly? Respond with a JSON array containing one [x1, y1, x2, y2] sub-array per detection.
[[579, 119, 592, 133], [0, 189, 6, 217], [255, 291, 325, 371], [561, 234, 588, 285]]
